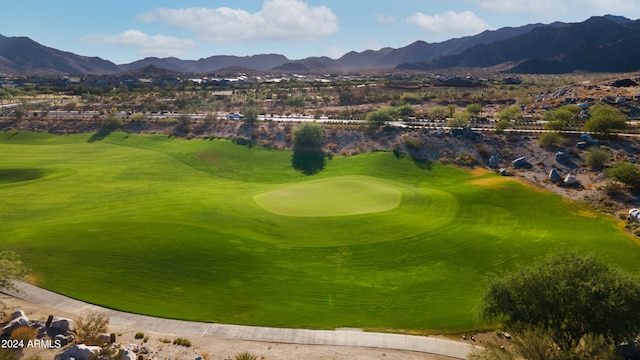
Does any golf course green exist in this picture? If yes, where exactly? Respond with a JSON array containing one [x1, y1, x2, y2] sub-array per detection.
[[1, 130, 640, 333], [254, 176, 402, 216]]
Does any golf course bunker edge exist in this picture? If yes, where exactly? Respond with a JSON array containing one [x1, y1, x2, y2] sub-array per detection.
[[254, 176, 403, 217]]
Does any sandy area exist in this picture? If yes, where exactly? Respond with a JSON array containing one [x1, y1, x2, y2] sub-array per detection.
[[1, 294, 462, 360]]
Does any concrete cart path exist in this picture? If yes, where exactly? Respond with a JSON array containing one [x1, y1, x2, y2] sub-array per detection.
[[5, 282, 475, 359]]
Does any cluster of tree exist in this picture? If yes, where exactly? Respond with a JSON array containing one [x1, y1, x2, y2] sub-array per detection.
[[474, 251, 640, 359], [544, 104, 628, 135]]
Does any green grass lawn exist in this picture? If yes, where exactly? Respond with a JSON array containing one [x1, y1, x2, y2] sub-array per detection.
[[1, 130, 640, 333]]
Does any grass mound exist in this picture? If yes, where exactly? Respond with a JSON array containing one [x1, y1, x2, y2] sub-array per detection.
[[253, 176, 402, 217], [1, 131, 640, 333]]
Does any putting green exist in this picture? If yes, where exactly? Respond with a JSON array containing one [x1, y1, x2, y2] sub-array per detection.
[[253, 176, 402, 216]]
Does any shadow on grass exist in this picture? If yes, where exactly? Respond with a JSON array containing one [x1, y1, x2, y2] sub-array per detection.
[[0, 168, 47, 184], [87, 128, 113, 143], [393, 148, 433, 170], [292, 148, 326, 175]]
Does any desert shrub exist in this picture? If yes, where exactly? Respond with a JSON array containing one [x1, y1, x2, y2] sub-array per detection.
[[235, 352, 259, 360], [175, 114, 192, 133], [23, 355, 42, 360], [537, 132, 565, 149], [10, 326, 37, 341], [0, 349, 17, 360], [606, 162, 640, 190], [76, 312, 110, 344], [159, 338, 171, 344], [173, 337, 191, 347], [495, 119, 512, 132], [475, 143, 490, 158], [101, 114, 123, 130], [603, 182, 626, 198], [468, 343, 514, 360], [134, 331, 144, 339], [454, 153, 480, 166], [403, 136, 423, 150], [585, 147, 609, 170], [129, 112, 145, 122]]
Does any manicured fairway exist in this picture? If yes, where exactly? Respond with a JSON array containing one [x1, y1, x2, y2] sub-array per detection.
[[1, 130, 640, 333]]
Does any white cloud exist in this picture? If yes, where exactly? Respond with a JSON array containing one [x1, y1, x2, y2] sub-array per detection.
[[81, 30, 195, 57], [473, 0, 640, 17], [375, 14, 396, 24], [137, 0, 338, 44], [474, 0, 566, 16], [407, 11, 492, 38]]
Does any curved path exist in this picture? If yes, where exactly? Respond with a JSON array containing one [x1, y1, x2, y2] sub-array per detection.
[[4, 282, 475, 359]]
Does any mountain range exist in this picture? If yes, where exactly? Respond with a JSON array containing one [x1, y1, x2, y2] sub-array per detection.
[[1, 15, 639, 75]]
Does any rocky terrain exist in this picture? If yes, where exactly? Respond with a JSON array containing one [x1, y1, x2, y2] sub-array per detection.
[[0, 294, 455, 360]]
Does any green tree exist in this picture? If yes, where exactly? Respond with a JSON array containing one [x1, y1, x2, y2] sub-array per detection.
[[0, 251, 28, 292], [481, 251, 640, 352], [497, 105, 522, 122], [293, 122, 323, 149], [447, 111, 471, 128], [495, 119, 512, 132], [242, 106, 259, 125], [605, 162, 640, 190], [292, 122, 325, 175], [584, 104, 627, 135], [446, 104, 457, 118], [428, 106, 449, 120], [175, 114, 192, 133], [365, 108, 394, 129], [395, 104, 414, 119], [465, 103, 482, 119], [544, 105, 581, 131], [584, 147, 609, 170], [286, 95, 306, 114]]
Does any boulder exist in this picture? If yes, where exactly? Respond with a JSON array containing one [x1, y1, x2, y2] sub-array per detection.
[[50, 317, 75, 333], [2, 315, 30, 335], [564, 174, 577, 185], [96, 333, 112, 344], [11, 310, 26, 320], [55, 344, 101, 360], [54, 334, 74, 347], [549, 169, 562, 182], [555, 151, 569, 163], [450, 128, 464, 137], [512, 156, 530, 169], [580, 133, 593, 143], [122, 349, 137, 360], [609, 78, 638, 87], [488, 155, 500, 168]]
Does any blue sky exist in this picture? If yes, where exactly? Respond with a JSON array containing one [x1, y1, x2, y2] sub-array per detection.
[[3, 0, 640, 64]]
